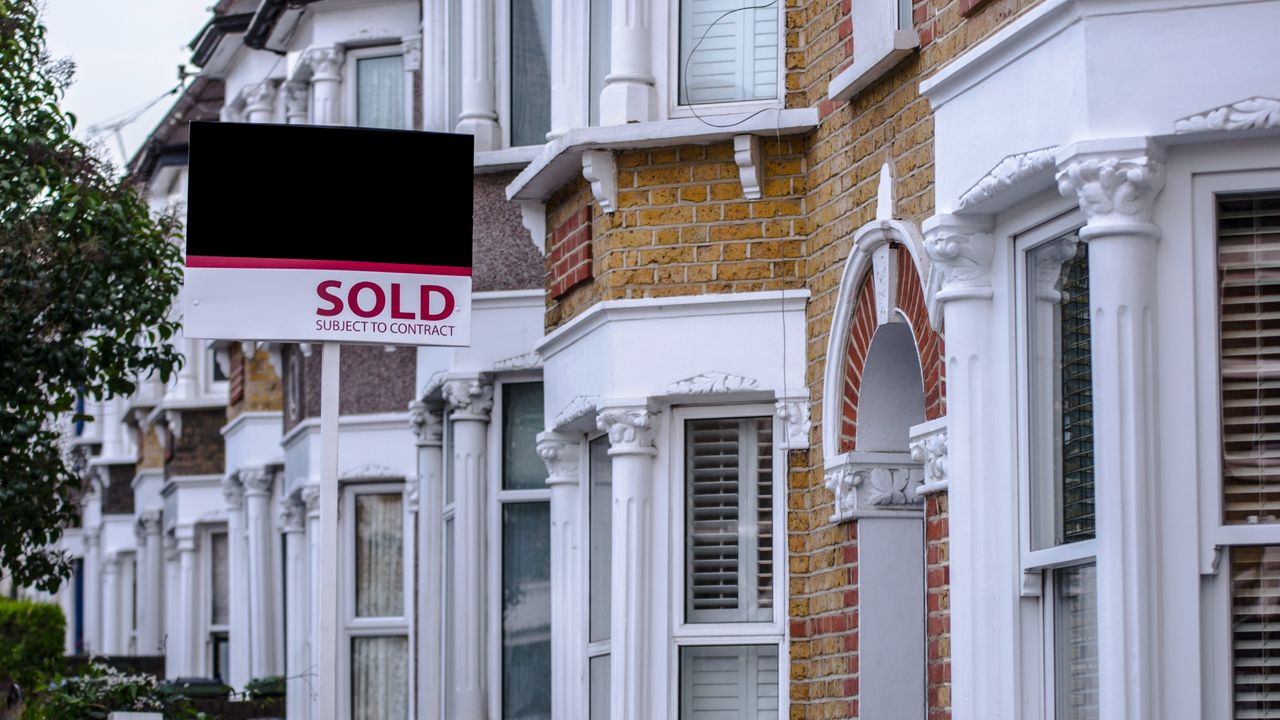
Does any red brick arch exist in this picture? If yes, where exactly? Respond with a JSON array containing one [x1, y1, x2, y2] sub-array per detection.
[[838, 244, 945, 452]]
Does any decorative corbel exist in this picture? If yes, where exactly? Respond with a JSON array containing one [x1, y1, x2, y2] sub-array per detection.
[[775, 390, 812, 451], [733, 134, 762, 200], [581, 149, 617, 213]]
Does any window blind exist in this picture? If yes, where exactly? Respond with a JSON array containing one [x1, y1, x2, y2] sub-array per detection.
[[686, 418, 772, 623], [1232, 545, 1280, 719], [1059, 243, 1095, 543], [1219, 192, 1280, 524], [679, 0, 778, 105], [680, 645, 779, 719], [356, 55, 404, 130]]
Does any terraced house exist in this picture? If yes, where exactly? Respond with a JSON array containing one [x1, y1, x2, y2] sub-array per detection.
[[30, 0, 1280, 718]]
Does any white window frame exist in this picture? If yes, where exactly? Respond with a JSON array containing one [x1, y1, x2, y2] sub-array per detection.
[[343, 44, 410, 130], [1013, 208, 1099, 720], [666, 402, 787, 718], [204, 346, 230, 398], [200, 523, 230, 680], [339, 480, 412, 720], [1188, 165, 1280, 718], [440, 415, 457, 719], [486, 375, 550, 718], [667, 0, 786, 119]]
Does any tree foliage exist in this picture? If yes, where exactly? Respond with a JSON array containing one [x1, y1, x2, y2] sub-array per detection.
[[0, 0, 184, 591]]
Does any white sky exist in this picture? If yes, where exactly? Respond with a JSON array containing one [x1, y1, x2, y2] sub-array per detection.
[[42, 0, 214, 168]]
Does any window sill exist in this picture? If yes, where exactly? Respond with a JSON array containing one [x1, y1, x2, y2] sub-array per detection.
[[475, 145, 543, 173], [827, 30, 919, 104], [505, 108, 820, 203]]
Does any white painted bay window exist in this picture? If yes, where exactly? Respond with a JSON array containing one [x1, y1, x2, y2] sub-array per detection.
[[343, 483, 410, 720], [1017, 214, 1099, 720], [678, 0, 780, 107], [674, 410, 782, 719]]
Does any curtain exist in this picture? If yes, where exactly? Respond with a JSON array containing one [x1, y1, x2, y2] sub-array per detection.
[[357, 55, 405, 130], [352, 636, 409, 720], [356, 494, 404, 617]]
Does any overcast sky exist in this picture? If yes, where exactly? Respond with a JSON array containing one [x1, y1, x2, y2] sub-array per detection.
[[42, 0, 213, 168]]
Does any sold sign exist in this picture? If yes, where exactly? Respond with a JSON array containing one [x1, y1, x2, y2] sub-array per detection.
[[182, 122, 473, 347]]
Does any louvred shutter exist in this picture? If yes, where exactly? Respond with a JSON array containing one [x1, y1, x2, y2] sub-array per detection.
[[1233, 545, 1280, 718], [688, 419, 742, 615]]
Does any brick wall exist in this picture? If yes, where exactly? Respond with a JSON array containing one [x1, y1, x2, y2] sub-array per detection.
[[226, 345, 283, 422], [543, 140, 809, 332], [136, 424, 164, 470], [165, 408, 226, 478], [282, 344, 415, 434]]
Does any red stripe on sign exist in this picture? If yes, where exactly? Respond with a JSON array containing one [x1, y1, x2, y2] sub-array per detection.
[[186, 255, 473, 276]]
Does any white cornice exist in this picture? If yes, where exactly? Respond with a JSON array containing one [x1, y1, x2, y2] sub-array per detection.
[[506, 109, 820, 203], [220, 410, 283, 438], [473, 288, 545, 309], [279, 411, 412, 449], [475, 145, 543, 173], [536, 289, 810, 361]]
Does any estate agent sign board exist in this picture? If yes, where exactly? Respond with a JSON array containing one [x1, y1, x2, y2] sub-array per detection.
[[183, 121, 473, 346]]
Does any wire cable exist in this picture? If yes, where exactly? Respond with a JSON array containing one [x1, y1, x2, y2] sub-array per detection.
[[680, 0, 781, 130]]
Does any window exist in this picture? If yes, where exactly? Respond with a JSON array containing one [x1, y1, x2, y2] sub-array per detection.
[[588, 435, 611, 719], [675, 410, 782, 719], [495, 382, 551, 719], [510, 0, 552, 146], [208, 529, 230, 681], [1017, 215, 1098, 720], [343, 484, 409, 720], [588, 0, 611, 126], [347, 48, 406, 130], [678, 0, 780, 106]]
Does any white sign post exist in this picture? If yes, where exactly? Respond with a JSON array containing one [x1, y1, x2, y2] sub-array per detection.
[[184, 122, 473, 719]]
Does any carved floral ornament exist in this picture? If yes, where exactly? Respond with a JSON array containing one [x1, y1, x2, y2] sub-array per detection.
[[442, 377, 495, 418], [536, 431, 581, 484], [922, 217, 995, 329], [1174, 96, 1280, 134], [909, 423, 948, 495], [278, 496, 306, 532], [774, 396, 811, 451], [596, 406, 657, 453], [408, 400, 444, 445], [824, 454, 925, 524], [1055, 153, 1165, 231]]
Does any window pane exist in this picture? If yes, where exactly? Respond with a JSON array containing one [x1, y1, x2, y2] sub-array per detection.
[[1028, 235, 1095, 549], [445, 416, 455, 505], [356, 493, 404, 617], [588, 0, 611, 126], [357, 55, 405, 130], [352, 636, 409, 720], [679, 645, 779, 719], [447, 0, 462, 130], [590, 435, 612, 642], [443, 517, 455, 718], [502, 502, 552, 719], [212, 633, 229, 682], [590, 654, 611, 720], [1054, 563, 1099, 720], [1218, 192, 1280, 524], [679, 0, 779, 105], [686, 418, 771, 623], [510, 0, 552, 146], [210, 532, 229, 626], [1233, 545, 1280, 718], [503, 383, 546, 490]]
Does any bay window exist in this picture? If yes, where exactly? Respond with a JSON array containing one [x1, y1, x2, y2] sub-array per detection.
[[675, 410, 782, 719], [1017, 214, 1099, 720], [678, 0, 780, 107]]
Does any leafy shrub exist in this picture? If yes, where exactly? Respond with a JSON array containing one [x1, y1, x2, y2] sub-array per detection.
[[23, 661, 205, 720], [244, 675, 285, 699], [0, 597, 64, 694]]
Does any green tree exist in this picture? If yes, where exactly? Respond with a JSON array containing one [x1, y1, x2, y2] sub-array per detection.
[[0, 0, 183, 591]]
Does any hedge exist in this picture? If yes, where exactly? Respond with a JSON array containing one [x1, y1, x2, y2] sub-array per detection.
[[0, 597, 65, 694]]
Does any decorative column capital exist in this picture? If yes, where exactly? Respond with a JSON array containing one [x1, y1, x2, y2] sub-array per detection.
[[409, 400, 444, 446], [83, 528, 101, 548], [775, 392, 812, 451], [536, 431, 581, 486], [596, 405, 657, 456], [443, 377, 494, 420], [284, 81, 309, 124], [221, 475, 245, 510], [137, 509, 163, 536], [239, 466, 275, 497], [1055, 141, 1165, 240], [279, 496, 306, 533], [305, 47, 345, 82], [909, 420, 949, 496], [243, 80, 279, 116], [923, 213, 996, 329], [301, 484, 321, 515], [103, 553, 120, 574], [163, 534, 177, 561], [401, 35, 423, 70]]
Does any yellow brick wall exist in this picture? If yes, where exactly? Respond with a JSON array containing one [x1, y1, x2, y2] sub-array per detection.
[[226, 344, 283, 422], [136, 424, 164, 470]]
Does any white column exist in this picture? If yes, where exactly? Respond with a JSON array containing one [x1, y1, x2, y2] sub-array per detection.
[[137, 511, 165, 655], [83, 529, 102, 654], [537, 431, 585, 720], [549, 0, 590, 137], [245, 81, 279, 124], [171, 341, 200, 401], [456, 0, 501, 150], [281, 495, 308, 720], [302, 484, 321, 720], [175, 527, 200, 676], [599, 0, 656, 125], [284, 82, 309, 125], [596, 404, 658, 720], [307, 48, 345, 127], [411, 401, 445, 720], [164, 535, 180, 673], [443, 377, 494, 719], [101, 553, 121, 655], [118, 553, 136, 654], [923, 214, 1014, 720], [1057, 140, 1166, 720], [242, 467, 279, 679], [222, 476, 251, 688], [100, 398, 125, 457]]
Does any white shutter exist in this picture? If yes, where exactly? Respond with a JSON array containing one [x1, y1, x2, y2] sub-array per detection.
[[1218, 191, 1280, 523], [680, 0, 778, 104], [680, 645, 779, 719], [1232, 546, 1280, 718], [687, 419, 743, 617]]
